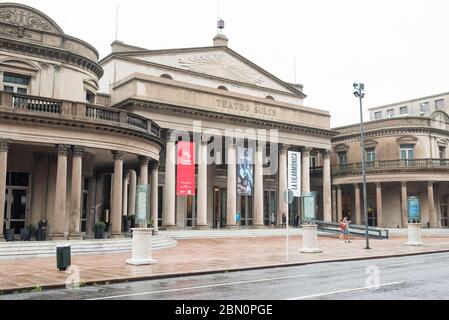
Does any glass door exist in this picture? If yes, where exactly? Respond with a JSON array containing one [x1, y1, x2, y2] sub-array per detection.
[[213, 187, 227, 228], [240, 195, 253, 227], [264, 190, 277, 226], [5, 187, 27, 234]]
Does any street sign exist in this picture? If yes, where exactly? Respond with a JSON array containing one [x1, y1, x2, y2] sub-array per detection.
[[302, 192, 317, 223]]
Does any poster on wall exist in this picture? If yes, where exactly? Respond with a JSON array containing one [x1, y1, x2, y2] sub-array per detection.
[[176, 141, 196, 196], [237, 147, 253, 195], [288, 151, 301, 197]]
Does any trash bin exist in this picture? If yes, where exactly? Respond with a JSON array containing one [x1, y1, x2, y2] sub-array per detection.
[[56, 245, 71, 271]]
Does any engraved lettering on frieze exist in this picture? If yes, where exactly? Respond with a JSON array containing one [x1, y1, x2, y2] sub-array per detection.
[[216, 98, 277, 119]]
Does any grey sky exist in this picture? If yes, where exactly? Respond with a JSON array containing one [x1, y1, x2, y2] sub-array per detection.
[[15, 0, 449, 128]]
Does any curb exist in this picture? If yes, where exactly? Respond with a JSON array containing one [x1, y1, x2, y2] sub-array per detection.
[[2, 247, 449, 296]]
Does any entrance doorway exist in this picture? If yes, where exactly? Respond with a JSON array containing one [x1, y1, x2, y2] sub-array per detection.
[[440, 195, 448, 227], [239, 195, 253, 227], [3, 172, 29, 235], [264, 190, 277, 226], [185, 190, 197, 228], [213, 187, 227, 228]]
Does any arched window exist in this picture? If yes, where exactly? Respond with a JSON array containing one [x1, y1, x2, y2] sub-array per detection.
[[265, 95, 275, 100], [160, 74, 173, 80], [217, 86, 228, 91]]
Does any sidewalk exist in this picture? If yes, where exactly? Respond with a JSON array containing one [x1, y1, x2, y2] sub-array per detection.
[[1, 235, 449, 294]]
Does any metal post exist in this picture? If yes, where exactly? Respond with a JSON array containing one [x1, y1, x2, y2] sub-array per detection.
[[355, 84, 370, 250]]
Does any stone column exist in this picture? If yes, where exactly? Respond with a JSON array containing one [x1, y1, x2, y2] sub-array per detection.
[[278, 144, 289, 225], [122, 172, 129, 217], [163, 130, 176, 229], [69, 146, 84, 240], [226, 138, 237, 228], [322, 150, 332, 222], [138, 156, 150, 186], [428, 181, 438, 228], [354, 183, 362, 225], [337, 185, 342, 222], [0, 140, 10, 241], [51, 144, 70, 240], [401, 182, 408, 227], [111, 150, 125, 238], [196, 135, 209, 229], [253, 141, 264, 228], [150, 161, 159, 233], [376, 182, 383, 227], [302, 147, 312, 194], [128, 170, 137, 216], [332, 187, 337, 222]]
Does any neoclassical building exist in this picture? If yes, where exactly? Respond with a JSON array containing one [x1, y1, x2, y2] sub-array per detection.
[[330, 110, 449, 228], [0, 3, 334, 240]]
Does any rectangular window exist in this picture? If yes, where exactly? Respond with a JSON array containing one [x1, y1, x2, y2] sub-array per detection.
[[374, 111, 382, 119], [436, 99, 445, 110], [2, 72, 30, 94], [400, 106, 408, 115], [440, 146, 446, 159], [310, 156, 317, 168], [387, 109, 395, 117], [420, 102, 430, 112], [400, 144, 415, 160], [365, 148, 376, 162], [338, 152, 347, 165]]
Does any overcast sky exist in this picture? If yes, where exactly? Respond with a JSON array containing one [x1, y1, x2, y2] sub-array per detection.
[[15, 0, 449, 127]]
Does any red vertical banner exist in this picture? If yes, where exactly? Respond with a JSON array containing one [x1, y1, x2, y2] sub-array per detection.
[[176, 141, 196, 196]]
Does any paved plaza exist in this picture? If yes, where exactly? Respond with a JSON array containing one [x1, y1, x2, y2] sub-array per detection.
[[2, 234, 449, 294]]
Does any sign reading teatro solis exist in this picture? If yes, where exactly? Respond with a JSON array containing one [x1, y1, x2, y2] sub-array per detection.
[[288, 151, 301, 197], [176, 141, 195, 196]]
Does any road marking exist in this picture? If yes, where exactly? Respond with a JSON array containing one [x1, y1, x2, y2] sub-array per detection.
[[286, 281, 404, 300], [87, 274, 308, 300]]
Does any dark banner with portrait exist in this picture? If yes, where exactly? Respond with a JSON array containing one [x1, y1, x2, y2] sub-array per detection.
[[237, 147, 253, 195]]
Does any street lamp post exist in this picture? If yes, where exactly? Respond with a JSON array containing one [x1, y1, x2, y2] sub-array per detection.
[[353, 83, 370, 250]]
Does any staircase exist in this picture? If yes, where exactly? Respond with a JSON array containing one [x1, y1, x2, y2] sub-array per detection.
[[0, 234, 177, 260]]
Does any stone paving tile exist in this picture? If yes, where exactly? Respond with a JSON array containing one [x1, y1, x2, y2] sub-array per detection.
[[1, 235, 449, 292]]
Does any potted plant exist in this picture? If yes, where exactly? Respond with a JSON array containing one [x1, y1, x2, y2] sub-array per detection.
[[37, 219, 47, 241], [20, 227, 30, 241], [5, 228, 15, 242], [93, 221, 106, 239]]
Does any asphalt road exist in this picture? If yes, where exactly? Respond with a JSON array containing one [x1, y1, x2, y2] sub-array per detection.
[[2, 252, 449, 300]]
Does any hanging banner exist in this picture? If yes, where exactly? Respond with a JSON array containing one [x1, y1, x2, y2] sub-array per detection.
[[288, 151, 301, 197], [237, 147, 253, 195], [176, 141, 196, 196]]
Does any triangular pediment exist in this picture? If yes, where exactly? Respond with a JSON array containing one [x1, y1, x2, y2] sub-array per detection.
[[122, 47, 303, 96]]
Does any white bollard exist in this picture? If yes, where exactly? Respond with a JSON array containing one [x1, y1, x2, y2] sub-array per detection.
[[126, 228, 157, 265], [300, 224, 322, 253], [405, 223, 424, 246]]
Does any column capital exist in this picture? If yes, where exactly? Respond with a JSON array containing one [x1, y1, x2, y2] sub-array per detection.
[[72, 146, 85, 158], [0, 139, 11, 152], [302, 147, 313, 156], [56, 144, 71, 157], [353, 183, 360, 189], [401, 181, 407, 187], [138, 155, 151, 166], [428, 181, 434, 187], [112, 150, 126, 160], [322, 149, 332, 158], [201, 135, 210, 146], [280, 144, 290, 153], [163, 129, 176, 142], [375, 182, 382, 188], [228, 137, 237, 146], [149, 160, 160, 171]]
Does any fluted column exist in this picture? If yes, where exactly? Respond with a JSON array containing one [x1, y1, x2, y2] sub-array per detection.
[[302, 147, 312, 194], [138, 156, 150, 186], [128, 170, 137, 216], [0, 140, 10, 241], [428, 181, 438, 228], [332, 187, 337, 222], [163, 130, 176, 229], [401, 182, 408, 227], [337, 185, 342, 222], [376, 182, 383, 227], [69, 146, 84, 240], [150, 161, 159, 233], [111, 150, 125, 238], [226, 138, 237, 228], [196, 135, 209, 229], [322, 150, 332, 222], [278, 144, 289, 225], [51, 144, 70, 240], [354, 183, 362, 225], [253, 141, 264, 228]]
